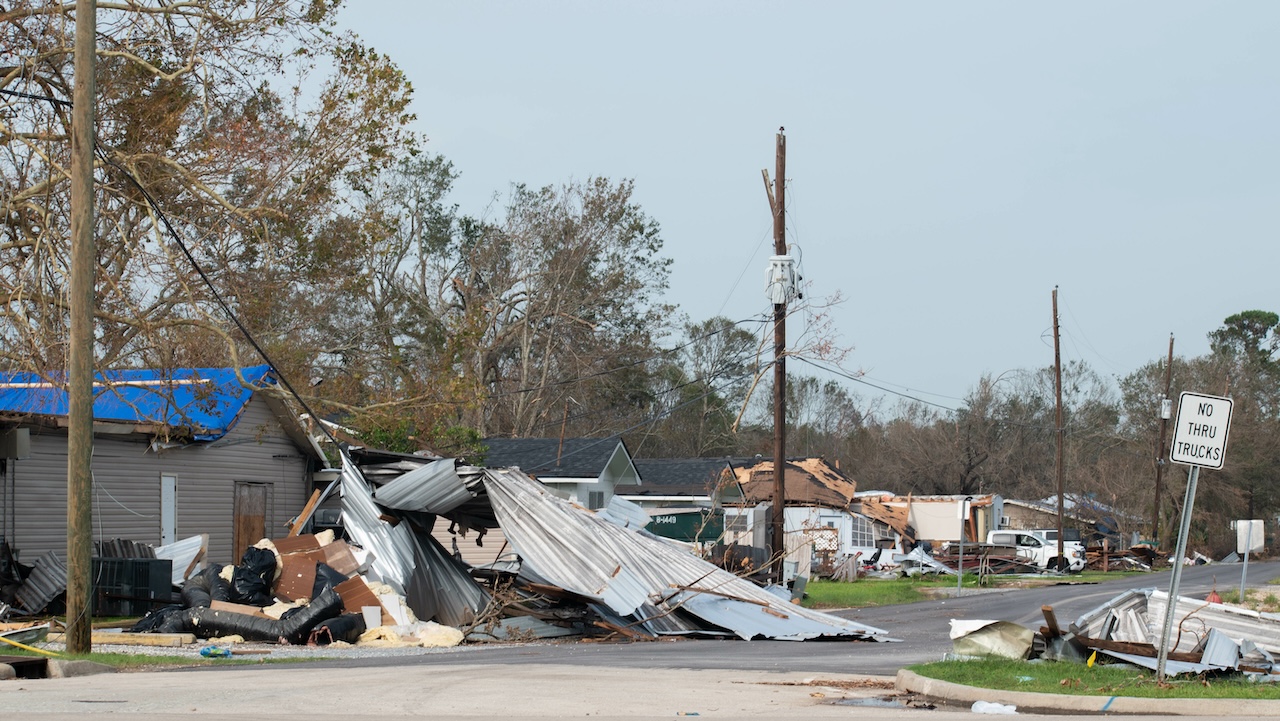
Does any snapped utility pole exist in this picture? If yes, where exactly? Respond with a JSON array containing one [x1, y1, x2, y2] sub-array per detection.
[[765, 128, 787, 583], [66, 0, 98, 653]]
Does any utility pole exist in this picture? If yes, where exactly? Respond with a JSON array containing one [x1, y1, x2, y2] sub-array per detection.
[[1052, 287, 1065, 570], [66, 0, 97, 654], [1151, 334, 1174, 546], [767, 129, 787, 583]]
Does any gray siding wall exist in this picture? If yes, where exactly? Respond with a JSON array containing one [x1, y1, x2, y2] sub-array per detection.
[[5, 394, 310, 566]]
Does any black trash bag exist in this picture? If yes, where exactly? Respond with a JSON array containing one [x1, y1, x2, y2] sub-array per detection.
[[174, 586, 344, 644], [229, 547, 277, 606], [131, 604, 184, 632], [311, 562, 348, 599], [307, 613, 366, 646]]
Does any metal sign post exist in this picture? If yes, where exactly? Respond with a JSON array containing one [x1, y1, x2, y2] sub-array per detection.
[[1234, 520, 1264, 605], [1156, 392, 1233, 683]]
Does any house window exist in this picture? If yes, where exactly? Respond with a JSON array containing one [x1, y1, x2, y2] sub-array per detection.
[[587, 491, 605, 510], [850, 514, 875, 547]]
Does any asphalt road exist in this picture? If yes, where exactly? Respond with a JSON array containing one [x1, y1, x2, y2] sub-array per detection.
[[210, 559, 1280, 677]]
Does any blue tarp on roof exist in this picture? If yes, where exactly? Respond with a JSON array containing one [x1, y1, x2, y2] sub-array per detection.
[[0, 364, 274, 441]]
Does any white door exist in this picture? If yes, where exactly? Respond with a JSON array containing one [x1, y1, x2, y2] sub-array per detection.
[[160, 474, 176, 545]]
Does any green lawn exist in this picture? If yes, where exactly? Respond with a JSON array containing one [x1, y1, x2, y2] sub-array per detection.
[[909, 658, 1280, 699], [801, 570, 1148, 610], [802, 576, 978, 609]]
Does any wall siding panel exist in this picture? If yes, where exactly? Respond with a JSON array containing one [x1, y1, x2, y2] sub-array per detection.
[[4, 394, 310, 566]]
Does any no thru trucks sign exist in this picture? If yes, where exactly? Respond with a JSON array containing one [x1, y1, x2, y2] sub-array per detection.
[[1169, 391, 1233, 469]]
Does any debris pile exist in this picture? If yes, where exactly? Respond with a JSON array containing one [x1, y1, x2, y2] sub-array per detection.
[[952, 587, 1280, 678], [9, 451, 892, 647]]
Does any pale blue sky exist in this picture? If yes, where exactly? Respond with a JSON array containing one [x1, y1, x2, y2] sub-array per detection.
[[339, 2, 1280, 411]]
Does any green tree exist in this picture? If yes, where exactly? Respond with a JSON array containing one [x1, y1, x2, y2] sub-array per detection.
[[0, 1, 417, 383]]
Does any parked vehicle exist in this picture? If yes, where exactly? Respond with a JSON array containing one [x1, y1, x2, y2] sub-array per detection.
[[986, 530, 1085, 572]]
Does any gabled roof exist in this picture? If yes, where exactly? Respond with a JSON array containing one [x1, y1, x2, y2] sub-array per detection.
[[735, 457, 858, 509], [630, 458, 742, 498], [0, 364, 275, 442], [481, 437, 631, 478]]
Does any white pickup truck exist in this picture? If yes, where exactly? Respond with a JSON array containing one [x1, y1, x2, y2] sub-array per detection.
[[986, 530, 1085, 573]]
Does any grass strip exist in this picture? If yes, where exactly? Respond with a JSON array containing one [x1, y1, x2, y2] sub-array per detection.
[[909, 658, 1280, 699]]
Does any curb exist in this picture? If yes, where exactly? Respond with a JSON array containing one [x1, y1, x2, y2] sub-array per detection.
[[46, 659, 115, 679], [896, 669, 1280, 717]]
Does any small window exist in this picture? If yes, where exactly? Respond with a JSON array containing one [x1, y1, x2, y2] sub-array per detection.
[[724, 514, 748, 532], [587, 491, 605, 510]]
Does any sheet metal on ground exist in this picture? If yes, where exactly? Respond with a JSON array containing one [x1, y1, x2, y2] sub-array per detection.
[[482, 467, 889, 641], [340, 458, 489, 628], [1070, 587, 1280, 676]]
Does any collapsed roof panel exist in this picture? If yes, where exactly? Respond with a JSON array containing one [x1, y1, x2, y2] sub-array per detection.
[[373, 458, 477, 515], [340, 459, 490, 628], [482, 466, 888, 641]]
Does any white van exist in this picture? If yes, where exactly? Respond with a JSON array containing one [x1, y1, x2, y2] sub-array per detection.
[[986, 530, 1085, 573]]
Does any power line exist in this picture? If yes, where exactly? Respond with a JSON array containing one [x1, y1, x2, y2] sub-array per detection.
[[795, 357, 961, 411]]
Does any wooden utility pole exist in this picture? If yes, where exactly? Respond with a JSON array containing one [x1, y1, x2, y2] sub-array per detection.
[[769, 129, 787, 582], [66, 0, 97, 654], [1151, 334, 1174, 546], [1052, 287, 1065, 569]]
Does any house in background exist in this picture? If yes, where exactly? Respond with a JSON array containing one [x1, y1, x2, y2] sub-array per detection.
[[856, 492, 1003, 548], [0, 365, 324, 565], [624, 458, 743, 543], [480, 437, 640, 511], [733, 457, 884, 580], [1003, 494, 1140, 546]]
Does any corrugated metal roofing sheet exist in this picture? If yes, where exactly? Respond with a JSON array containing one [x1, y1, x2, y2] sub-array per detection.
[[14, 550, 66, 613], [1147, 590, 1280, 655], [597, 494, 651, 531], [374, 458, 476, 514], [0, 365, 272, 441], [482, 466, 888, 641], [341, 457, 491, 627]]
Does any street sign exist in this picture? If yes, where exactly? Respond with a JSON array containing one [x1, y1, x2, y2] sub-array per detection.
[[1169, 391, 1233, 469], [1233, 519, 1265, 554]]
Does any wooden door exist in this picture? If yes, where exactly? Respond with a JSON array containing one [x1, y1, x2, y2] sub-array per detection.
[[232, 482, 268, 563]]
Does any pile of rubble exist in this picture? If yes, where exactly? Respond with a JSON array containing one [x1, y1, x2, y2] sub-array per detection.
[[6, 452, 894, 648], [952, 587, 1280, 679]]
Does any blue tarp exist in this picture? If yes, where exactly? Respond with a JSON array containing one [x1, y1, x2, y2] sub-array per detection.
[[0, 364, 273, 441]]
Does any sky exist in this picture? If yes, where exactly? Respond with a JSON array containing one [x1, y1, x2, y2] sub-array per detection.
[[337, 2, 1280, 412]]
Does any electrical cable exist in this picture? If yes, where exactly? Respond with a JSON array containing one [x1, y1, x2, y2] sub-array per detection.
[[517, 369, 763, 469]]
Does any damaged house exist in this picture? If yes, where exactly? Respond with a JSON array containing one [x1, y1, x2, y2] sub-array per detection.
[[732, 457, 895, 580], [0, 365, 324, 567]]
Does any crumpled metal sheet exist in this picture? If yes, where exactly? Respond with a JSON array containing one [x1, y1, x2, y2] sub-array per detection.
[[482, 466, 888, 641], [597, 494, 650, 531], [374, 459, 476, 515], [13, 550, 66, 613], [1146, 589, 1280, 656], [342, 456, 490, 628], [1096, 648, 1215, 676], [949, 619, 1034, 659], [340, 458, 415, 595]]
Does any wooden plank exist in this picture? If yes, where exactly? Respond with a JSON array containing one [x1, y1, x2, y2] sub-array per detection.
[[1041, 605, 1061, 638], [48, 631, 195, 647], [287, 489, 322, 537], [210, 600, 270, 618]]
